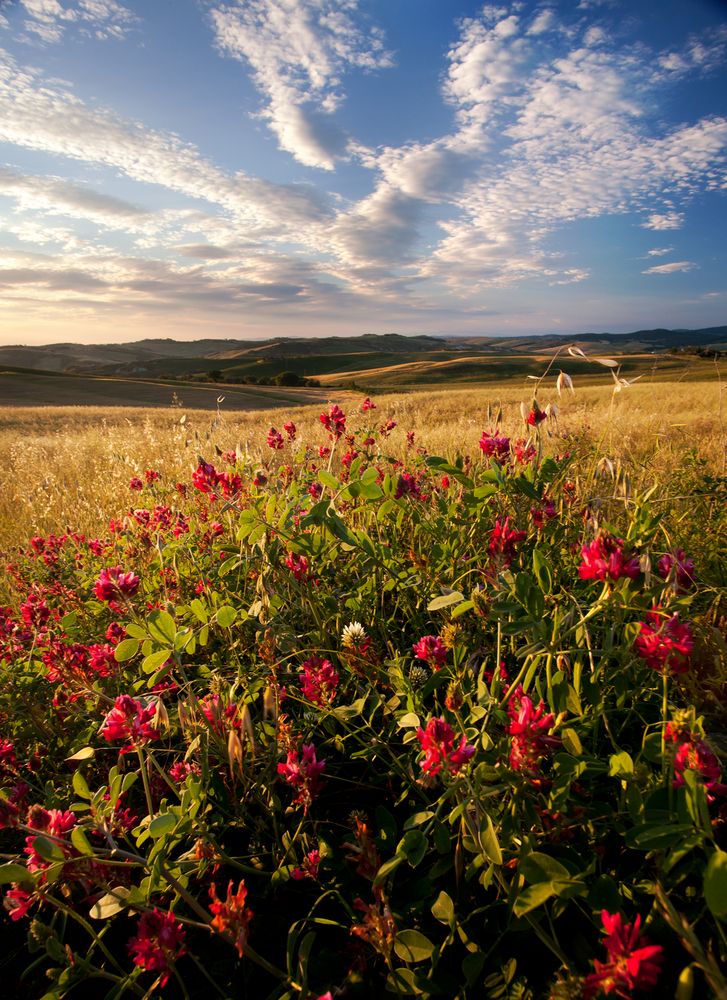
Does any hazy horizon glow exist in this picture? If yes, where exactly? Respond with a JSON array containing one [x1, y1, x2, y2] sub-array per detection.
[[0, 0, 726, 345]]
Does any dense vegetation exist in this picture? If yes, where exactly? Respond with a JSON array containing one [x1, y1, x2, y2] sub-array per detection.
[[0, 388, 726, 999]]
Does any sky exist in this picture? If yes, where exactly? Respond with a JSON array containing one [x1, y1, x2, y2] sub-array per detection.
[[0, 0, 726, 345]]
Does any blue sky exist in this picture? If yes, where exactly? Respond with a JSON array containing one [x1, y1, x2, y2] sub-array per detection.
[[0, 0, 725, 344]]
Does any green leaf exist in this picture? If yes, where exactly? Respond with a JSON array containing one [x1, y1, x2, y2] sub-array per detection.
[[72, 771, 91, 800], [431, 891, 455, 926], [89, 888, 130, 920], [318, 470, 339, 490], [704, 850, 727, 918], [397, 713, 421, 729], [0, 863, 34, 885], [519, 852, 570, 883], [142, 648, 171, 675], [373, 854, 404, 885], [480, 812, 503, 865], [148, 813, 177, 839], [609, 751, 634, 777], [427, 592, 464, 611], [65, 746, 95, 763], [114, 638, 139, 662], [399, 830, 428, 867], [71, 827, 94, 856], [561, 728, 582, 756], [216, 605, 237, 628], [147, 610, 176, 645], [532, 549, 553, 593], [30, 835, 66, 864], [394, 930, 435, 964]]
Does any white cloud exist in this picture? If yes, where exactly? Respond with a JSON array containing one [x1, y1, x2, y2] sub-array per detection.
[[0, 166, 151, 227], [209, 0, 393, 169], [641, 211, 684, 230], [18, 0, 136, 44], [646, 246, 674, 256], [642, 260, 696, 274], [0, 48, 334, 239]]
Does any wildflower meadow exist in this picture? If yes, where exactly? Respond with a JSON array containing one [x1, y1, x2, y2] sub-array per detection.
[[1, 378, 726, 999]]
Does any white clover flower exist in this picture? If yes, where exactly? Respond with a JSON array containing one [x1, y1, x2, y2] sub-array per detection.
[[341, 621, 368, 648]]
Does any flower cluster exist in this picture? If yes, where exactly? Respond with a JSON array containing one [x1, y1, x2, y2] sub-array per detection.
[[579, 534, 640, 584], [412, 635, 447, 670], [319, 404, 346, 438], [93, 566, 140, 602], [209, 880, 254, 958], [507, 687, 560, 773], [416, 717, 475, 777], [583, 910, 663, 999], [634, 610, 693, 675], [299, 656, 339, 706], [128, 909, 186, 986], [277, 744, 326, 812], [100, 695, 160, 753]]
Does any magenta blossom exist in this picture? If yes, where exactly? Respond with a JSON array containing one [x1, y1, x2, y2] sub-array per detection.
[[583, 910, 663, 999], [278, 744, 326, 812], [319, 404, 346, 438], [267, 427, 284, 450], [657, 549, 695, 591], [128, 909, 186, 987], [100, 695, 160, 753], [412, 635, 447, 670], [94, 566, 140, 602], [416, 718, 475, 776], [507, 686, 560, 773], [299, 656, 339, 706], [634, 610, 693, 675], [479, 431, 511, 462], [488, 517, 526, 568], [579, 534, 640, 584]]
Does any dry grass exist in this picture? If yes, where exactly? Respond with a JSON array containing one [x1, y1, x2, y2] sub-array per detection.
[[0, 378, 724, 558]]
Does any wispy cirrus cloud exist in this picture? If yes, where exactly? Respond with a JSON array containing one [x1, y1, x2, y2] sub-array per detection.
[[646, 246, 674, 256], [208, 0, 393, 169]]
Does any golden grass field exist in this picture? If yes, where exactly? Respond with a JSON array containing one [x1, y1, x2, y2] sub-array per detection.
[[0, 374, 725, 566]]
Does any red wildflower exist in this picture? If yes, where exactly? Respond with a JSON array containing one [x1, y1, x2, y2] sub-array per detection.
[[673, 740, 727, 802], [361, 397, 376, 411], [128, 909, 186, 986], [285, 551, 309, 581], [525, 407, 547, 426], [291, 849, 321, 881], [507, 687, 560, 773], [343, 818, 381, 880], [209, 880, 253, 958], [267, 427, 284, 450], [283, 421, 297, 440], [277, 744, 326, 812], [488, 517, 526, 568], [0, 797, 20, 829], [319, 404, 346, 438], [579, 534, 640, 584], [24, 806, 76, 871], [192, 461, 219, 494], [412, 635, 447, 670], [308, 481, 323, 499], [352, 888, 396, 959], [145, 469, 160, 484], [100, 695, 160, 753], [299, 656, 339, 706], [531, 499, 557, 530], [379, 418, 397, 437], [479, 431, 511, 461], [416, 717, 475, 776], [3, 886, 34, 921], [583, 910, 663, 999], [657, 549, 695, 591], [94, 566, 140, 602], [634, 610, 693, 675], [395, 472, 423, 499], [129, 476, 144, 491]]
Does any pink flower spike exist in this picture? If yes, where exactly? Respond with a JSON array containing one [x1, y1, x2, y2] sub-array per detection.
[[94, 566, 140, 602], [412, 635, 447, 670], [100, 695, 160, 753], [416, 717, 474, 777], [128, 909, 186, 987], [583, 910, 663, 999]]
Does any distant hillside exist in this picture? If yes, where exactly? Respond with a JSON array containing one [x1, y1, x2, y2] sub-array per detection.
[[0, 327, 724, 382]]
